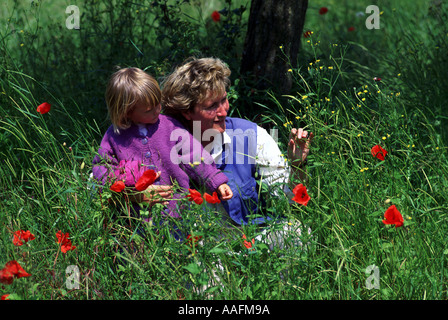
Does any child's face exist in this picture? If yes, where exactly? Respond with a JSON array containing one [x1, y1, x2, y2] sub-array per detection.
[[128, 102, 161, 125]]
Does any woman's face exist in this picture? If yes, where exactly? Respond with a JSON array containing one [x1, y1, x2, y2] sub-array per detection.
[[183, 92, 229, 134]]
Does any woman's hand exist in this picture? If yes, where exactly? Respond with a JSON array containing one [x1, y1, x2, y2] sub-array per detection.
[[287, 128, 313, 167]]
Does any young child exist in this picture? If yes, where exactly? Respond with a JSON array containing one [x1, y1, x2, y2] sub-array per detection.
[[92, 67, 232, 219]]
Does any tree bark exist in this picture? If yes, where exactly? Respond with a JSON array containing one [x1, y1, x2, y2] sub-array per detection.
[[240, 0, 308, 94]]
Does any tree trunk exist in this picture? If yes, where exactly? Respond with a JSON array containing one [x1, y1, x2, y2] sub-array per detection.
[[240, 0, 308, 94]]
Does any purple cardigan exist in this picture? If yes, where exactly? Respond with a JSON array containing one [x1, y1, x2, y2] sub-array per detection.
[[92, 114, 228, 218]]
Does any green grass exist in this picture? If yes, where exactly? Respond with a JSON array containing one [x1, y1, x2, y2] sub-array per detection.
[[1, 0, 448, 300]]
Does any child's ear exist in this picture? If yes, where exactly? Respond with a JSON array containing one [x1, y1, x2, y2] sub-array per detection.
[[181, 110, 192, 121]]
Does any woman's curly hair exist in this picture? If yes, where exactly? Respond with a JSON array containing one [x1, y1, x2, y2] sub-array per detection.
[[161, 57, 231, 118]]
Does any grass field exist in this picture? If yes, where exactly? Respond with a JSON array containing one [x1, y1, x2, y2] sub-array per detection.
[[1, 0, 447, 301]]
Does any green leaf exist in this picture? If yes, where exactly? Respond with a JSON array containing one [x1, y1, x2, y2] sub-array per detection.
[[183, 262, 201, 274], [4, 293, 22, 300], [381, 242, 393, 252], [209, 246, 227, 254]]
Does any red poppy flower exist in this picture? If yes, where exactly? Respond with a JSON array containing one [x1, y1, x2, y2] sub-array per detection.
[[303, 30, 313, 38], [56, 230, 76, 253], [319, 7, 328, 15], [371, 145, 388, 161], [348, 26, 355, 32], [1, 294, 9, 300], [186, 189, 203, 205], [292, 183, 311, 206], [186, 234, 203, 254], [211, 10, 221, 22], [382, 205, 404, 228], [0, 260, 31, 284], [110, 180, 125, 193], [204, 192, 220, 204], [12, 230, 35, 246], [242, 234, 255, 250], [60, 240, 76, 253], [187, 234, 203, 246], [135, 169, 157, 191], [5, 261, 31, 279], [0, 268, 14, 285], [36, 102, 51, 114]]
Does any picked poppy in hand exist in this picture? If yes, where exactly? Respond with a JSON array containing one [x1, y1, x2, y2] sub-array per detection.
[[204, 192, 220, 204], [292, 183, 311, 206], [135, 169, 157, 191], [382, 205, 404, 228], [186, 189, 203, 205], [13, 230, 35, 246], [110, 180, 125, 193], [371, 145, 388, 161], [36, 102, 51, 114]]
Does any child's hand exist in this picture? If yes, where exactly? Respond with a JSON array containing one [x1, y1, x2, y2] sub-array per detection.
[[217, 183, 233, 201], [141, 171, 173, 205]]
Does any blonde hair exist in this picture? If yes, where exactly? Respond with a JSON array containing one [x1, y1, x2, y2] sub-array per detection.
[[161, 57, 231, 117], [105, 67, 161, 132]]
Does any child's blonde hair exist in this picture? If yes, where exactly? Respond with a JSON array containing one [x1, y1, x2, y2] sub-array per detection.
[[105, 67, 161, 133]]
